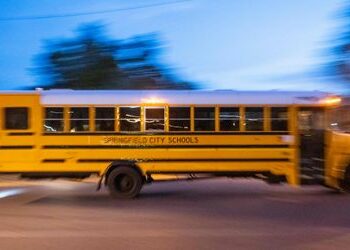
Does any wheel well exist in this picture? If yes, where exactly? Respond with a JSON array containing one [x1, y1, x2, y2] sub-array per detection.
[[104, 161, 145, 186], [344, 165, 350, 180], [339, 164, 350, 180]]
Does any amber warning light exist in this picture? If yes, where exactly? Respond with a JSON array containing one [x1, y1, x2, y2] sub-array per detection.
[[321, 96, 342, 105], [141, 97, 166, 104]]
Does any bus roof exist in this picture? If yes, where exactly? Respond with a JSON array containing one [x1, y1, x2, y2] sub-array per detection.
[[36, 90, 333, 105], [0, 90, 334, 105]]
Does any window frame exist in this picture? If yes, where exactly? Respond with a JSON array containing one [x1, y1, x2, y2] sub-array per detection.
[[4, 107, 30, 131], [144, 106, 165, 132], [94, 106, 116, 132], [244, 106, 264, 132], [270, 107, 289, 132], [69, 106, 90, 133], [168, 106, 191, 132], [119, 106, 142, 133], [219, 106, 241, 132], [194, 106, 216, 132], [43, 107, 65, 133], [39, 104, 294, 134]]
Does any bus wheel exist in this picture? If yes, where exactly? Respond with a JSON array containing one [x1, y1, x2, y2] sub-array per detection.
[[107, 166, 143, 199]]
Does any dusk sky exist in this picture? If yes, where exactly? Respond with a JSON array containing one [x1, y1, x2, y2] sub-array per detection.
[[0, 0, 346, 92]]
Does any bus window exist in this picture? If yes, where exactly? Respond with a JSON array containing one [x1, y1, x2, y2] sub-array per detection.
[[219, 107, 240, 131], [271, 107, 288, 131], [119, 107, 141, 132], [95, 107, 115, 132], [44, 107, 64, 132], [329, 106, 350, 131], [145, 107, 164, 132], [4, 107, 29, 130], [70, 107, 89, 132], [169, 107, 191, 131], [298, 108, 325, 132], [245, 107, 263, 131], [194, 107, 215, 131]]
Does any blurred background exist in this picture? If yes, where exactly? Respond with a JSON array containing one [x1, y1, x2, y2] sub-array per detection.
[[0, 0, 349, 92]]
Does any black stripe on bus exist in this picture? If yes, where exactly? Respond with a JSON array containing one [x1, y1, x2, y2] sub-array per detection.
[[41, 159, 66, 163], [0, 171, 98, 176], [146, 170, 271, 175], [77, 158, 290, 163], [0, 146, 34, 149], [42, 144, 290, 149], [7, 132, 34, 136], [42, 132, 290, 136]]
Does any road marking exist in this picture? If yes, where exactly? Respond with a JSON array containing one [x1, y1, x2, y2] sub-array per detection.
[[0, 182, 42, 187], [0, 188, 24, 199], [265, 196, 301, 203]]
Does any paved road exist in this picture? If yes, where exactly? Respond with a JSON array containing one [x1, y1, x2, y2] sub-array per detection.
[[0, 177, 349, 250]]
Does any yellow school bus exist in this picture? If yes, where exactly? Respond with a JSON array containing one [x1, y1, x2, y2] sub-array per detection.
[[0, 89, 349, 198]]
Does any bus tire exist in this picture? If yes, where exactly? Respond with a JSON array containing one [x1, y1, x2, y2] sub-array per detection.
[[107, 166, 143, 199]]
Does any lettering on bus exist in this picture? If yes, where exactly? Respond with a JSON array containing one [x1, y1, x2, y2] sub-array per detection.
[[102, 136, 199, 145]]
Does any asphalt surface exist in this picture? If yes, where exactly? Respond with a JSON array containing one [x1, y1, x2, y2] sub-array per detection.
[[0, 177, 349, 250]]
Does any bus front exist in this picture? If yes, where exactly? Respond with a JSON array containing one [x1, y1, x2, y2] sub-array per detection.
[[325, 96, 350, 191]]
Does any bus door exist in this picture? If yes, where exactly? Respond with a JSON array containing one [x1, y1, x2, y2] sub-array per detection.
[[298, 107, 326, 182], [144, 107, 165, 132]]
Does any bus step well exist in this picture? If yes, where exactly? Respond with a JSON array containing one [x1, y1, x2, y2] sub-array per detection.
[[300, 159, 325, 185]]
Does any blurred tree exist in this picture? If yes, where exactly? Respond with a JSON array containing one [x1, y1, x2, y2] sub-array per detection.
[[34, 22, 196, 89], [325, 2, 350, 83]]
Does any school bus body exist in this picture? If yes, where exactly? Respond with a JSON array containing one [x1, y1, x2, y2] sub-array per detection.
[[0, 90, 349, 197], [325, 128, 350, 189]]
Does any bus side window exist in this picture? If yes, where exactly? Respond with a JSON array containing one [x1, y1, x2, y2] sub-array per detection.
[[70, 107, 89, 132], [271, 107, 288, 131], [145, 107, 164, 132], [4, 107, 29, 130], [194, 107, 215, 131], [245, 107, 264, 131], [219, 107, 240, 131], [44, 107, 64, 132], [329, 106, 350, 131], [119, 107, 141, 132], [169, 107, 191, 131], [95, 107, 115, 132]]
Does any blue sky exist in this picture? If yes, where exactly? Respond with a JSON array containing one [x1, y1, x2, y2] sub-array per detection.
[[0, 0, 346, 91]]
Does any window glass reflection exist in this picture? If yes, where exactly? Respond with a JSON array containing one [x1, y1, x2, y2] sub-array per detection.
[[70, 107, 89, 132], [220, 107, 240, 131], [119, 107, 141, 132], [145, 108, 164, 131], [245, 107, 264, 131], [44, 107, 64, 132], [271, 107, 288, 131], [5, 107, 29, 130], [169, 107, 190, 131], [95, 107, 115, 132], [194, 107, 215, 131]]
